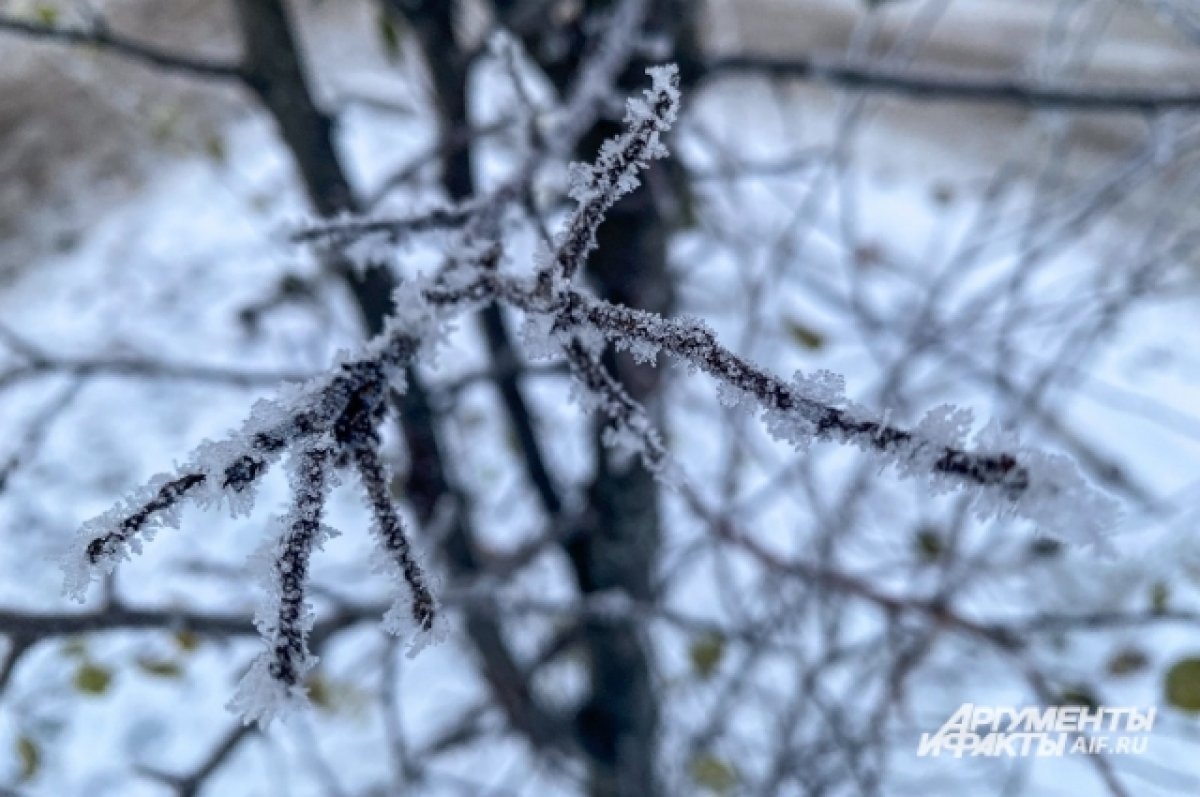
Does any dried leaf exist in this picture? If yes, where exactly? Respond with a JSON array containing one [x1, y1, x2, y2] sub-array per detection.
[[1151, 581, 1170, 614], [1106, 647, 1150, 677], [689, 633, 725, 680], [914, 527, 943, 563], [689, 752, 737, 795], [60, 637, 88, 659], [33, 5, 58, 26], [16, 735, 40, 782], [377, 12, 404, 61], [73, 663, 113, 696], [174, 630, 201, 652], [136, 657, 184, 679], [1165, 657, 1200, 711], [784, 319, 825, 351], [204, 134, 227, 165], [306, 672, 333, 710]]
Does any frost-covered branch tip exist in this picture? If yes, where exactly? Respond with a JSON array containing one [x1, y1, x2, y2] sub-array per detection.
[[228, 443, 335, 726], [338, 390, 445, 656], [564, 340, 671, 479], [539, 64, 681, 294], [61, 289, 457, 725], [537, 289, 1119, 541]]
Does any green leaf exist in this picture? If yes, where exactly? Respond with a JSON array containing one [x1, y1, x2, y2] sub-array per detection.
[[389, 472, 406, 500], [174, 630, 201, 652], [913, 527, 943, 563], [73, 663, 113, 696], [303, 671, 368, 714], [673, 181, 703, 231], [149, 105, 183, 144], [783, 319, 825, 351], [688, 633, 725, 680], [203, 133, 227, 165], [136, 657, 184, 679], [377, 12, 404, 61], [248, 191, 274, 213], [1151, 581, 1170, 614], [1165, 657, 1200, 711], [60, 637, 88, 659], [15, 734, 40, 782], [33, 5, 59, 26], [306, 672, 333, 710], [689, 753, 737, 795]]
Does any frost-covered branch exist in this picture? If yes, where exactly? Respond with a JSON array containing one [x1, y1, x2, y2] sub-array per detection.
[[533, 284, 1115, 538], [289, 203, 481, 247], [338, 395, 443, 656], [563, 340, 670, 477], [363, 64, 1110, 533], [229, 442, 336, 725], [537, 64, 681, 293], [296, 19, 669, 274], [63, 62, 1120, 730], [62, 332, 413, 601], [60, 312, 452, 723]]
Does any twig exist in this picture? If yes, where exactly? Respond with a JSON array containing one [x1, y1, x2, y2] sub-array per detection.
[[706, 53, 1200, 113], [0, 15, 244, 82]]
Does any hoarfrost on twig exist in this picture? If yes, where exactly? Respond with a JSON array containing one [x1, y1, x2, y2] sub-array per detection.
[[63, 61, 1120, 727]]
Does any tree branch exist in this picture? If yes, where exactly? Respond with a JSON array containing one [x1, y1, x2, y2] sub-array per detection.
[[705, 53, 1200, 113], [0, 14, 244, 82]]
